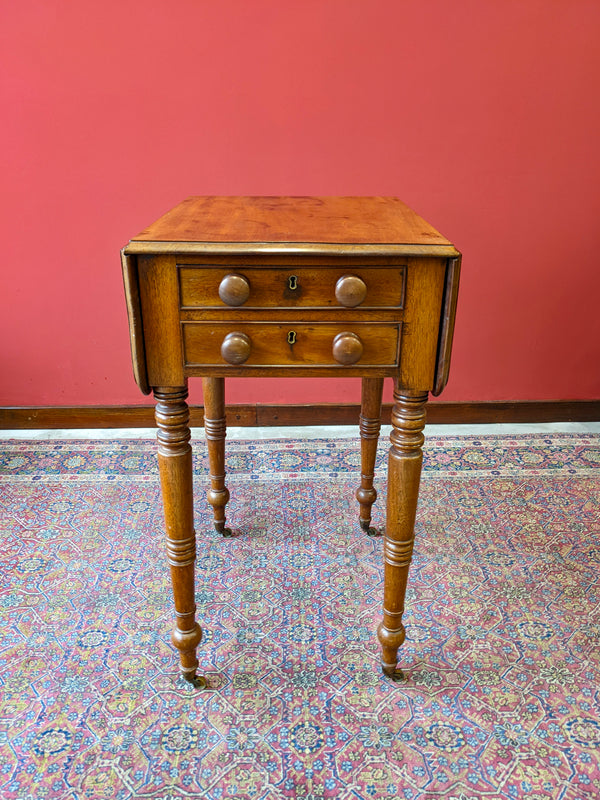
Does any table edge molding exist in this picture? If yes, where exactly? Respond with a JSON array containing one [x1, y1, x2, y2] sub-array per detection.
[[124, 241, 460, 258]]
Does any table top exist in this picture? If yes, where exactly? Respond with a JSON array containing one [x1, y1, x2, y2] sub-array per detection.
[[125, 196, 459, 258]]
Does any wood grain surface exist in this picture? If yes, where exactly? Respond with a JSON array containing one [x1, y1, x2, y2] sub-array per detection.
[[3, 401, 597, 429], [181, 322, 400, 368], [179, 265, 406, 309], [130, 196, 453, 246]]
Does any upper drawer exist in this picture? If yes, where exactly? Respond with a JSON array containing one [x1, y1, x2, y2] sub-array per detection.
[[178, 265, 405, 309]]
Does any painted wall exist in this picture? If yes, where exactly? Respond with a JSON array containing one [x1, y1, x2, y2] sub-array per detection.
[[2, 0, 600, 408]]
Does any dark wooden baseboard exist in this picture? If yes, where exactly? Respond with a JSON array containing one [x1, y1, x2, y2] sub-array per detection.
[[1, 400, 599, 429]]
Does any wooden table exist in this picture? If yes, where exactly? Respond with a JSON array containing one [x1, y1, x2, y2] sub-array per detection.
[[122, 196, 461, 686]]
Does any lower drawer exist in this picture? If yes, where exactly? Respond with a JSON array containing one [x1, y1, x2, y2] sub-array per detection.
[[182, 322, 400, 368]]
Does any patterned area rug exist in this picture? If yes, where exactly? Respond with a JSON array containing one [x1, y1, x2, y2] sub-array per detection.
[[1, 433, 599, 800]]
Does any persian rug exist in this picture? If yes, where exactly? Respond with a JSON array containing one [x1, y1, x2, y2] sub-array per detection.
[[0, 432, 599, 800]]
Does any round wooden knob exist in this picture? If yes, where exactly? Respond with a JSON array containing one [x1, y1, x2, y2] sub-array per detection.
[[335, 274, 367, 307], [218, 273, 250, 306], [332, 331, 363, 365], [221, 332, 252, 364]]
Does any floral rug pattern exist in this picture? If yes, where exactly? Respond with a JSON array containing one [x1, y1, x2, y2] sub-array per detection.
[[0, 433, 599, 800]]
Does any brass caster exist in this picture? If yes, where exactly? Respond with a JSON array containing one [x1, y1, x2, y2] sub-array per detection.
[[214, 522, 234, 537], [360, 519, 382, 537], [184, 674, 207, 689], [382, 666, 406, 683]]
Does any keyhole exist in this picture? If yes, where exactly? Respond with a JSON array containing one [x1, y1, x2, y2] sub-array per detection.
[[288, 275, 298, 290], [287, 331, 297, 345]]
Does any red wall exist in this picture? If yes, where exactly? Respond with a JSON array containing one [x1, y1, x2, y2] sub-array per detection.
[[2, 0, 600, 408]]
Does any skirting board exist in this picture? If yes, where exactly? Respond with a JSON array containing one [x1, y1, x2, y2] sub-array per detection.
[[1, 401, 599, 429]]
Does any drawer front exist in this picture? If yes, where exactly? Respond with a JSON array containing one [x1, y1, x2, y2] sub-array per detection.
[[182, 322, 400, 367], [179, 266, 405, 309]]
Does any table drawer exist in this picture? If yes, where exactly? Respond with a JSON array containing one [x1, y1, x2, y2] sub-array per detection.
[[179, 266, 405, 309], [182, 322, 400, 367]]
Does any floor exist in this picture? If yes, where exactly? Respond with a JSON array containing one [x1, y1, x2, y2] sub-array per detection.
[[1, 422, 600, 440], [3, 426, 599, 797]]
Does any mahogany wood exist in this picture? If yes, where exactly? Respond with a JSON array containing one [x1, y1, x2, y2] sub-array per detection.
[[399, 258, 446, 390], [356, 377, 384, 535], [202, 377, 231, 536], [122, 196, 462, 682], [137, 255, 185, 387], [434, 256, 462, 396], [378, 388, 428, 680], [218, 273, 251, 307], [182, 322, 399, 370], [154, 386, 204, 686], [335, 274, 368, 307], [332, 332, 364, 365], [130, 196, 453, 248], [121, 252, 150, 395], [220, 332, 252, 365], [180, 264, 405, 310]]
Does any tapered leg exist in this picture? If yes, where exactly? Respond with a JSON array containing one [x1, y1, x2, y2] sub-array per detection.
[[154, 385, 204, 686], [356, 377, 384, 536], [377, 387, 428, 680], [202, 377, 232, 536]]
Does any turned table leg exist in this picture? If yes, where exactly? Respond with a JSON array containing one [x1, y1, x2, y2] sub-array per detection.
[[377, 387, 428, 680], [202, 377, 232, 536], [356, 377, 384, 536], [154, 386, 204, 686]]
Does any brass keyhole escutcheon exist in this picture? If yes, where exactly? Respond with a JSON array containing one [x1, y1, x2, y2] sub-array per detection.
[[288, 275, 298, 290], [287, 330, 297, 345]]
